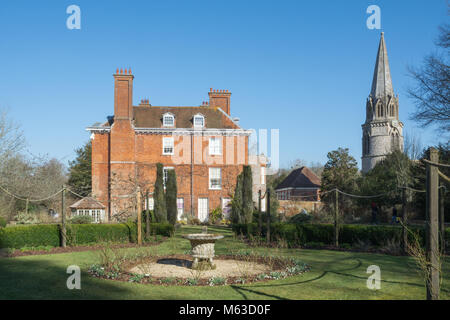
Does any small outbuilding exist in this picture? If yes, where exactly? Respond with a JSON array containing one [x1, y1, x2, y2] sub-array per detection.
[[69, 197, 106, 223], [275, 166, 321, 201], [275, 166, 322, 217]]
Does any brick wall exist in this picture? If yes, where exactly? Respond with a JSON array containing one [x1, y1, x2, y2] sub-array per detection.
[[91, 70, 249, 221]]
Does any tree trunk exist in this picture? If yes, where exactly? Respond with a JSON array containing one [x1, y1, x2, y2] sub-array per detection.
[[402, 188, 408, 254], [439, 183, 445, 254], [137, 187, 142, 246], [266, 189, 271, 244], [334, 189, 339, 247], [426, 148, 439, 300], [258, 190, 262, 236], [61, 185, 66, 248], [146, 190, 150, 240]]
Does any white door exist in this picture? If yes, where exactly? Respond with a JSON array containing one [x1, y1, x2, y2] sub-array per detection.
[[198, 198, 209, 222], [177, 198, 184, 221], [222, 198, 231, 219]]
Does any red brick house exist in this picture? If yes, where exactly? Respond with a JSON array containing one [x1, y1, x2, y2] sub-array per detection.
[[87, 69, 260, 222]]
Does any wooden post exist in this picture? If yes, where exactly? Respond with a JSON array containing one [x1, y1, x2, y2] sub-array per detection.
[[401, 188, 408, 253], [334, 189, 339, 247], [145, 190, 150, 240], [439, 183, 445, 253], [426, 148, 439, 300], [25, 198, 29, 215], [136, 187, 142, 245], [266, 189, 271, 244], [258, 190, 262, 236], [61, 185, 66, 248]]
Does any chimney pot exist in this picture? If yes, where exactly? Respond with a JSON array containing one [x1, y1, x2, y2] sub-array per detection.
[[120, 68, 123, 74]]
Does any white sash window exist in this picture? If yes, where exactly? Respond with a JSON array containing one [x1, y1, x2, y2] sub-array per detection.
[[209, 168, 222, 190]]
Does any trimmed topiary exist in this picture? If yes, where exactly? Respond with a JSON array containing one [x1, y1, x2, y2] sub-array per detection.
[[165, 169, 178, 225], [154, 163, 167, 222]]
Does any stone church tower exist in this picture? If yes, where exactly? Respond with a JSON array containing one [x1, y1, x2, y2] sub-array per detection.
[[361, 32, 403, 173]]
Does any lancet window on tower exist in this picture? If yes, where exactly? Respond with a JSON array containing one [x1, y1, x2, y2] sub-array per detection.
[[391, 131, 400, 151]]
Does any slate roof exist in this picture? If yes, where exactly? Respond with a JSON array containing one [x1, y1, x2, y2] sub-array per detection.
[[132, 106, 239, 129], [275, 167, 321, 190], [70, 197, 106, 209]]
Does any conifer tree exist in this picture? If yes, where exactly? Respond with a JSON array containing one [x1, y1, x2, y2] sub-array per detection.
[[154, 163, 167, 222], [242, 165, 253, 223], [68, 141, 91, 196], [165, 169, 178, 225], [231, 173, 243, 224], [231, 165, 254, 224]]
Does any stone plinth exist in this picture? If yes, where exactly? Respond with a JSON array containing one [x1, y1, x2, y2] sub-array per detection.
[[182, 234, 224, 269]]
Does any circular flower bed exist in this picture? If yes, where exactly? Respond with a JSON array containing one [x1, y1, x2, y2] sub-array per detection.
[[88, 252, 309, 286]]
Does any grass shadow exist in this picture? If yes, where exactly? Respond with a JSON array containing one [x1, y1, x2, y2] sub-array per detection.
[[0, 257, 132, 299]]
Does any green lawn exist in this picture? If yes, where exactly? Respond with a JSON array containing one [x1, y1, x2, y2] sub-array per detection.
[[0, 225, 448, 300]]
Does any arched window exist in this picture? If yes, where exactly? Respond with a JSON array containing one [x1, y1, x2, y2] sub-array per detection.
[[363, 133, 370, 155], [366, 135, 370, 154], [391, 130, 400, 151], [376, 102, 382, 118], [163, 113, 174, 127]]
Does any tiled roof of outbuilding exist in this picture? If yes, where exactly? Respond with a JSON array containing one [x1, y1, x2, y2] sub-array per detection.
[[275, 167, 321, 190], [69, 197, 106, 209]]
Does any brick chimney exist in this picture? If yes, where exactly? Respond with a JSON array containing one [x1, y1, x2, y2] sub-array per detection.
[[208, 88, 231, 115], [113, 68, 134, 121]]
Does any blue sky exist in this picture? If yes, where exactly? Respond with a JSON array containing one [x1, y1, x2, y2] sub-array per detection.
[[0, 0, 447, 170]]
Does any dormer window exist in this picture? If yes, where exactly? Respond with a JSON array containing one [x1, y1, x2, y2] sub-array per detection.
[[163, 113, 174, 127], [193, 114, 204, 128]]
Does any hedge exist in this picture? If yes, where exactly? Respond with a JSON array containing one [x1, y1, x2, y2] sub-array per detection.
[[66, 223, 131, 246], [0, 224, 60, 249], [232, 223, 449, 248], [0, 222, 174, 249]]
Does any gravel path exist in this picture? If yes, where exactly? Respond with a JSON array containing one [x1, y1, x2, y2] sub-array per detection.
[[129, 258, 270, 279]]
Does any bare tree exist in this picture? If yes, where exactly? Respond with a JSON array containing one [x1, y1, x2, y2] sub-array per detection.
[[309, 161, 324, 178], [0, 154, 68, 221], [0, 109, 25, 161], [288, 158, 307, 170], [404, 130, 423, 161], [408, 24, 450, 133]]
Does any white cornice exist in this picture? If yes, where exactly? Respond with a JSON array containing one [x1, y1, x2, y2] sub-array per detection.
[[134, 128, 252, 136], [86, 126, 111, 133], [86, 126, 252, 136]]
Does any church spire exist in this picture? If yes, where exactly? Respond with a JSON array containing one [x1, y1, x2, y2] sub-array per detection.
[[370, 32, 394, 98]]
